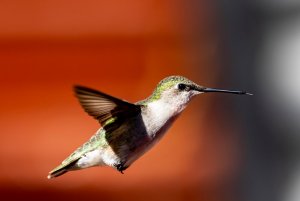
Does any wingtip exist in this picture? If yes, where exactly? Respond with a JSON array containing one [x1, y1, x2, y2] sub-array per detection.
[[73, 85, 85, 92], [73, 85, 104, 96]]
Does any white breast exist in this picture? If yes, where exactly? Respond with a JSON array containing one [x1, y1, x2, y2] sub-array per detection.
[[142, 99, 183, 138]]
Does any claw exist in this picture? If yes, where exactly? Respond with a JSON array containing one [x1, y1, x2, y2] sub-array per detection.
[[115, 163, 127, 174]]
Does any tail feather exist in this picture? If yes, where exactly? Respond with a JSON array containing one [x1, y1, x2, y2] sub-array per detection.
[[47, 168, 68, 179], [47, 159, 79, 179]]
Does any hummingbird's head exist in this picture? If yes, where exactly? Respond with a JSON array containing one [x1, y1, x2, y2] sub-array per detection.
[[144, 76, 251, 111], [148, 76, 204, 108]]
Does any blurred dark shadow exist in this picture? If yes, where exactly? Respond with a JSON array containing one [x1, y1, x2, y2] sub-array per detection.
[[216, 1, 300, 201]]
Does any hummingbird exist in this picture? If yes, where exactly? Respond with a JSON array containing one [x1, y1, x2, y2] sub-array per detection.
[[48, 75, 251, 179]]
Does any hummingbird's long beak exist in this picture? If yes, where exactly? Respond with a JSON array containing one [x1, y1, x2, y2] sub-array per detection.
[[195, 86, 253, 95]]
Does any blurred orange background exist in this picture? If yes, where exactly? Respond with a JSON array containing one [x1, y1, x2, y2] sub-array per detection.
[[0, 1, 242, 201]]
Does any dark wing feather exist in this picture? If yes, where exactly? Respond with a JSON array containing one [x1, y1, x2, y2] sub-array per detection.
[[74, 86, 141, 126]]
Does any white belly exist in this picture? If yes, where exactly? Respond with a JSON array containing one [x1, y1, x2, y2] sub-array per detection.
[[77, 147, 123, 168], [76, 149, 104, 168]]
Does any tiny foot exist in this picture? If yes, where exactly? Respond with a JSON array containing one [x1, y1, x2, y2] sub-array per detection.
[[115, 163, 127, 174]]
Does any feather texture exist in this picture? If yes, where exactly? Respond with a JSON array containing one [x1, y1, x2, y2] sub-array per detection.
[[74, 85, 141, 127]]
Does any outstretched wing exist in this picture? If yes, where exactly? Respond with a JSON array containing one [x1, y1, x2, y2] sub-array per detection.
[[74, 85, 141, 127]]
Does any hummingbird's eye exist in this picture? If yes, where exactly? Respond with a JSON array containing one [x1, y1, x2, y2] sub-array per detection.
[[177, 83, 186, 91]]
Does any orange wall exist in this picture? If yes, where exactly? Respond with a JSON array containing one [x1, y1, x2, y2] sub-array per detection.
[[0, 1, 240, 201]]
